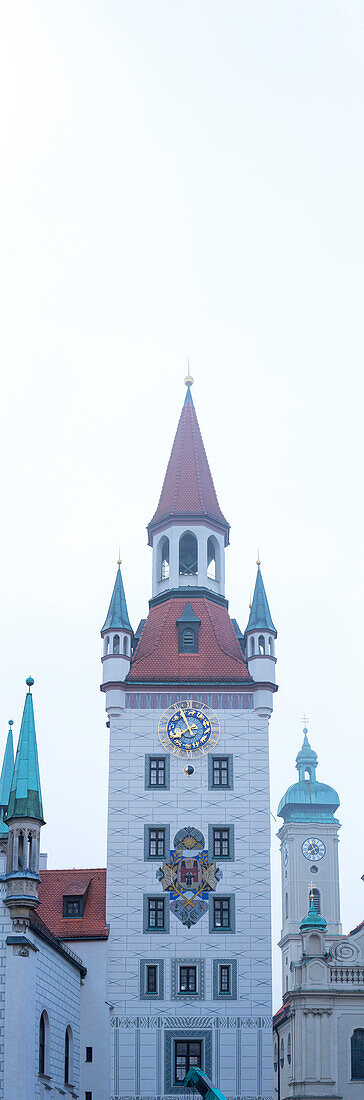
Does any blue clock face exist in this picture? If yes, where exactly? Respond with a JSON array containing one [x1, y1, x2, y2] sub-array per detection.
[[158, 700, 220, 757]]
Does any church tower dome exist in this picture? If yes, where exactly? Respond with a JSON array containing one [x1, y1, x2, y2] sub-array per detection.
[[277, 729, 340, 824]]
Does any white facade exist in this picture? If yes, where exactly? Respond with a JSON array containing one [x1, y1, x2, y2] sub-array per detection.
[[106, 699, 273, 1100]]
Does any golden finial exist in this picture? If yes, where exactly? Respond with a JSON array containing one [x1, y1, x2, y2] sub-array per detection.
[[184, 357, 194, 388], [310, 881, 314, 902], [257, 548, 261, 566], [117, 546, 122, 567]]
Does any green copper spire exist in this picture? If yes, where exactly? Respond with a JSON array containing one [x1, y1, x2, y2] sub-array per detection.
[[101, 563, 132, 634], [6, 678, 44, 824], [0, 721, 15, 836], [300, 896, 327, 933], [245, 563, 276, 634]]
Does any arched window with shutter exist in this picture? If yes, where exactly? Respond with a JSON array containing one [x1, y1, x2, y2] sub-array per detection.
[[351, 1029, 364, 1079]]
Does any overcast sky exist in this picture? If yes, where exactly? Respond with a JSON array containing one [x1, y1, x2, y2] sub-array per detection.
[[1, 1, 363, 1008]]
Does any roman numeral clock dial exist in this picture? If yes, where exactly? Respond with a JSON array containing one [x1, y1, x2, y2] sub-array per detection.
[[158, 699, 220, 757]]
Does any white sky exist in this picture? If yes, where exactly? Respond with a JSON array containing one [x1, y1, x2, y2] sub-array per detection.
[[0, 1, 363, 1009]]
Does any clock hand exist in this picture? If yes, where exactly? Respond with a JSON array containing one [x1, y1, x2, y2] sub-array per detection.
[[179, 709, 195, 736]]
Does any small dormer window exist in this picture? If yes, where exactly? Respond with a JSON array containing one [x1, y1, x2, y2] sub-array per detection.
[[63, 895, 83, 918], [177, 601, 200, 654]]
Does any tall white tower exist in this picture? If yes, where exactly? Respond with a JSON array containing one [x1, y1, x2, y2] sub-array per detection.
[[277, 728, 341, 996], [103, 378, 278, 1100]]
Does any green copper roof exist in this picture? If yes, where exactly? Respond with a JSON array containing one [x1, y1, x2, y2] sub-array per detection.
[[6, 678, 44, 824], [101, 564, 132, 634], [277, 729, 340, 823], [245, 564, 276, 634], [0, 722, 14, 836], [300, 897, 327, 932]]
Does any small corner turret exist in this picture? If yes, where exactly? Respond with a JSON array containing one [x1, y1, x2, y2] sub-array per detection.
[[101, 560, 133, 715], [244, 559, 277, 716], [4, 677, 45, 923]]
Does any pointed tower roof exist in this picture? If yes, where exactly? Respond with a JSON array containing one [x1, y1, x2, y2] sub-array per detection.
[[245, 563, 276, 634], [101, 563, 132, 634], [6, 678, 44, 824], [0, 722, 15, 836], [147, 379, 230, 545]]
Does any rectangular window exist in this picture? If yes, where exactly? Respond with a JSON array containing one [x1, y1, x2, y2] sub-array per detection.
[[213, 828, 230, 858], [85, 1093, 92, 1100], [149, 757, 166, 787], [146, 965, 158, 993], [85, 1047, 92, 1062], [147, 897, 165, 930], [63, 896, 83, 917], [174, 1040, 202, 1083], [212, 757, 229, 787], [179, 966, 197, 993], [148, 828, 166, 858], [213, 897, 231, 929], [219, 964, 231, 994]]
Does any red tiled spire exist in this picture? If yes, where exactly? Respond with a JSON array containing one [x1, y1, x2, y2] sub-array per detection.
[[147, 386, 230, 545]]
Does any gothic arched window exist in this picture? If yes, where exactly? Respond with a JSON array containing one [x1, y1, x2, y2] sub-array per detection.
[[179, 532, 198, 577], [351, 1029, 364, 1079], [287, 1032, 292, 1066], [64, 1026, 73, 1085], [250, 637, 255, 656], [123, 636, 128, 655], [160, 537, 170, 581], [280, 1038, 284, 1068], [258, 635, 265, 655], [39, 1011, 49, 1076], [113, 635, 120, 654]]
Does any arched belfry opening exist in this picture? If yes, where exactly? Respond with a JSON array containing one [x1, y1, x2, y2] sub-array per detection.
[[160, 536, 170, 581], [179, 532, 198, 577], [207, 536, 219, 581]]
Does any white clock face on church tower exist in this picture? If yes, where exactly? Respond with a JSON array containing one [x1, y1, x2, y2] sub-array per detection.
[[301, 837, 326, 862]]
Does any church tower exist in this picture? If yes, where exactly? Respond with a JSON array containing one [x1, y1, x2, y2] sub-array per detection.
[[277, 727, 341, 996], [103, 378, 277, 1100], [0, 721, 14, 856]]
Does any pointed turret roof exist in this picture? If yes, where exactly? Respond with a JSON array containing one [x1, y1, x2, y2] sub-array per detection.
[[245, 564, 276, 634], [101, 564, 132, 634], [0, 722, 14, 836], [148, 381, 230, 545], [6, 678, 44, 824]]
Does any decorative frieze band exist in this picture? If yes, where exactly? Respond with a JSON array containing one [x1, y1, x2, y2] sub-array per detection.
[[125, 692, 254, 711], [110, 1014, 271, 1029]]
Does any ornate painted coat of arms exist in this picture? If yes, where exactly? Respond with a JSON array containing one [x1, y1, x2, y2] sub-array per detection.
[[156, 826, 222, 928]]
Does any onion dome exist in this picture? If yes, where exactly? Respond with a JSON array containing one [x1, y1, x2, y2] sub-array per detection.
[[277, 728, 340, 824], [300, 897, 327, 933]]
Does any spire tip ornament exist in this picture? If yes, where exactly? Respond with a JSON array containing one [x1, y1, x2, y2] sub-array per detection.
[[184, 358, 194, 389]]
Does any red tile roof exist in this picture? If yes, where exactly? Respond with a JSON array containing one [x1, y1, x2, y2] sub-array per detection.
[[38, 868, 108, 940], [126, 596, 252, 683], [147, 390, 230, 543], [273, 1002, 291, 1028]]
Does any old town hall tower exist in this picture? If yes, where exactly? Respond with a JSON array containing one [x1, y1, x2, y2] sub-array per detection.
[[101, 376, 277, 1100]]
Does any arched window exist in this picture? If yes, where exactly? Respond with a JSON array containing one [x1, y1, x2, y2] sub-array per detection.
[[123, 636, 128, 655], [160, 537, 170, 581], [287, 1032, 291, 1066], [207, 537, 219, 581], [104, 635, 110, 656], [273, 1042, 278, 1072], [250, 637, 255, 656], [280, 1038, 284, 1069], [64, 1026, 73, 1085], [18, 831, 24, 870], [179, 532, 198, 577], [351, 1029, 364, 1079], [182, 629, 195, 651], [39, 1011, 49, 1076], [285, 892, 288, 919], [269, 636, 274, 655], [113, 635, 120, 654], [258, 635, 265, 655], [310, 888, 321, 914]]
